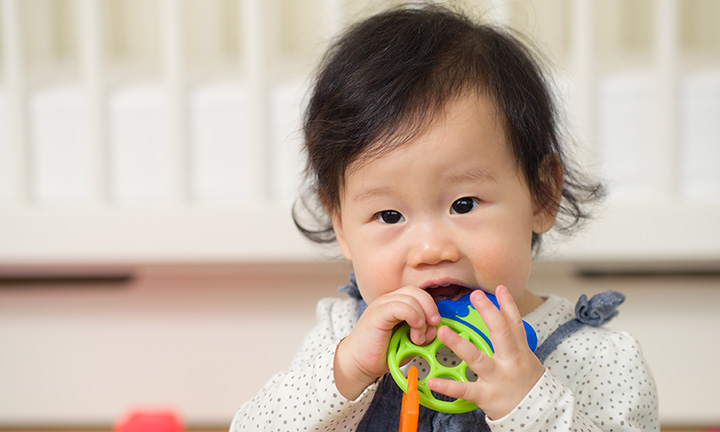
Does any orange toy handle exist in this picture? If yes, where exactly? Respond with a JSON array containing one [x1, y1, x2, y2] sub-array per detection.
[[399, 366, 419, 432]]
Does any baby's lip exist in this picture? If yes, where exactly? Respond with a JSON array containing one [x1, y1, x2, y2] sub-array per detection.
[[423, 283, 474, 303]]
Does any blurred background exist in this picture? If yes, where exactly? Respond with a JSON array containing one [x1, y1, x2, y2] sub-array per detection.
[[0, 0, 718, 429]]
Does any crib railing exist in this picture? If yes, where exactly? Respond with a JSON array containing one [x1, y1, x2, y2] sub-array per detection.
[[0, 0, 718, 264]]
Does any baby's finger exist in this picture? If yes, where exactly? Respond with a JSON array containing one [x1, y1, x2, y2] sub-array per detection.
[[372, 297, 425, 331], [436, 325, 493, 376], [383, 294, 433, 345], [388, 287, 441, 344], [426, 376, 475, 404], [395, 286, 441, 327], [494, 285, 531, 348], [470, 290, 518, 355]]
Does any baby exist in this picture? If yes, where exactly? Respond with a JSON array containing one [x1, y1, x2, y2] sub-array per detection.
[[232, 4, 657, 431]]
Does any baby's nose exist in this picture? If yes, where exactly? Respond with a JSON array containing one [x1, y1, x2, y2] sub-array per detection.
[[407, 225, 461, 268]]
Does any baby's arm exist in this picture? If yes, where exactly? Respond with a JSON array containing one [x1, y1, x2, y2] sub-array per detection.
[[230, 298, 377, 432], [487, 328, 658, 431]]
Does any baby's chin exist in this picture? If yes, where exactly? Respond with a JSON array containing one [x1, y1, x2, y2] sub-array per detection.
[[425, 284, 474, 303]]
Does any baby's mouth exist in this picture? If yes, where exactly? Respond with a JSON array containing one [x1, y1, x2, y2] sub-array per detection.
[[425, 284, 473, 303]]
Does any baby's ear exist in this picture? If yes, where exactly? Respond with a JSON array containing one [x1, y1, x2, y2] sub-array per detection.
[[532, 154, 564, 234], [331, 212, 352, 261]]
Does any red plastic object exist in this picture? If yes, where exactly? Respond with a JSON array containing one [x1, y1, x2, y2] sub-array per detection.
[[115, 409, 184, 432]]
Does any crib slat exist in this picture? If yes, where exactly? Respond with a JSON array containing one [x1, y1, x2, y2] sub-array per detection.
[[241, 0, 269, 203], [161, 0, 188, 204], [78, 0, 107, 204], [570, 0, 596, 168], [322, 0, 344, 41], [655, 0, 678, 199], [1, 0, 28, 205]]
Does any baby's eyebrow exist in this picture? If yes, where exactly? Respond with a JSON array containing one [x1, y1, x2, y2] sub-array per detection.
[[350, 168, 497, 204], [350, 186, 394, 204], [447, 167, 498, 184]]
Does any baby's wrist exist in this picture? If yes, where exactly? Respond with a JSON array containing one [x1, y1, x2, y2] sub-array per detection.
[[333, 338, 379, 400]]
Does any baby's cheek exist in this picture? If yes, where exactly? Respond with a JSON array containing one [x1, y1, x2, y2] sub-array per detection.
[[472, 238, 532, 293], [354, 258, 399, 303]]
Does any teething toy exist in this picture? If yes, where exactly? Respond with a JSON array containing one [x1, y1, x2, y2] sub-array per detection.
[[387, 293, 538, 413]]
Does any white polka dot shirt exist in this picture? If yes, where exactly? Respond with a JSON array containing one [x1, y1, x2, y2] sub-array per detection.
[[230, 294, 658, 431]]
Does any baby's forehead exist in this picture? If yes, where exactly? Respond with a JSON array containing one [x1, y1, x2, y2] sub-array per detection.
[[347, 92, 510, 171]]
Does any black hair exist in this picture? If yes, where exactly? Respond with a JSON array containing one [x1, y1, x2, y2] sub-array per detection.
[[293, 3, 603, 250]]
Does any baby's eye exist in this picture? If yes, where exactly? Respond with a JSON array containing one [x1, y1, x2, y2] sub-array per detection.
[[450, 197, 479, 215], [375, 210, 405, 224]]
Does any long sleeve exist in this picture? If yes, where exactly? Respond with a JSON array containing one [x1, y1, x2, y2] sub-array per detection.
[[230, 297, 379, 431], [487, 329, 659, 432]]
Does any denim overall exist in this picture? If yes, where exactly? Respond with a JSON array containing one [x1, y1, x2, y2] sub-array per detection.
[[339, 275, 625, 432]]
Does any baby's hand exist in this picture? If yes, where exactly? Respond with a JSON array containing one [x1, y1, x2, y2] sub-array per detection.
[[427, 286, 545, 420], [334, 286, 441, 400]]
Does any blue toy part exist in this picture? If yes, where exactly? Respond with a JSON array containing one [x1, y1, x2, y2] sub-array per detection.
[[436, 293, 538, 352]]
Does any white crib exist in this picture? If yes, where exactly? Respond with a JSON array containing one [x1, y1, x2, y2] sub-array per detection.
[[0, 0, 718, 265]]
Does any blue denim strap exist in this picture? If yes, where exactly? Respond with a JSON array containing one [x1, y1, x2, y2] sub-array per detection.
[[339, 273, 367, 317], [534, 291, 626, 363]]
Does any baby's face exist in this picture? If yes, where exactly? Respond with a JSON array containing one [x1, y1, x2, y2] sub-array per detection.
[[331, 93, 556, 315]]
